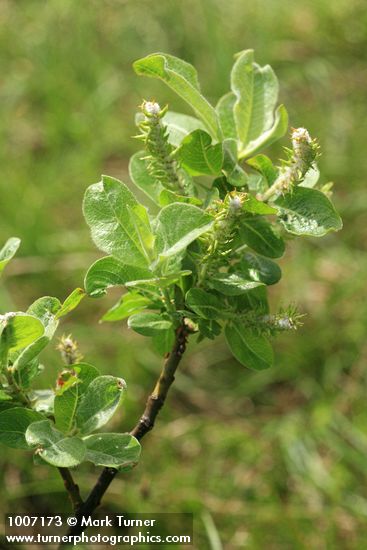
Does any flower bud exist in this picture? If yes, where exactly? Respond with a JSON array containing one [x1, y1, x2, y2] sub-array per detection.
[[142, 100, 161, 117], [228, 195, 242, 213], [291, 127, 317, 171], [57, 334, 82, 365]]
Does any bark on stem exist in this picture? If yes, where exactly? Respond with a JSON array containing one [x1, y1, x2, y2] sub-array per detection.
[[57, 467, 83, 513], [61, 323, 189, 542]]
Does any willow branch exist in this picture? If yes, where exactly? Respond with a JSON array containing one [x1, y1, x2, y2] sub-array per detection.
[[57, 467, 83, 513], [61, 323, 189, 541], [130, 323, 189, 440]]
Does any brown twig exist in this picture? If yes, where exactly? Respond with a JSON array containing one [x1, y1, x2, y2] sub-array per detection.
[[57, 467, 83, 513], [60, 323, 189, 542], [131, 323, 189, 440]]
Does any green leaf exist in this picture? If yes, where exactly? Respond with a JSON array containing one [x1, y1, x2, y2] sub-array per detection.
[[274, 187, 343, 236], [54, 383, 80, 433], [26, 420, 85, 467], [12, 337, 48, 389], [230, 286, 269, 315], [233, 49, 278, 149], [84, 433, 141, 469], [12, 338, 48, 370], [12, 297, 61, 388], [246, 173, 269, 195], [176, 129, 223, 176], [0, 407, 43, 449], [208, 273, 264, 296], [152, 327, 175, 355], [246, 154, 277, 185], [133, 53, 219, 138], [84, 256, 152, 297], [129, 151, 163, 205], [0, 237, 20, 276], [158, 189, 202, 207], [153, 203, 213, 262], [239, 216, 285, 258], [27, 296, 61, 338], [102, 292, 152, 322], [0, 402, 18, 413], [300, 165, 320, 188], [242, 194, 277, 215], [56, 288, 86, 319], [54, 364, 99, 433], [56, 373, 79, 397], [127, 202, 155, 259], [163, 111, 206, 147], [239, 106, 288, 159], [216, 92, 236, 140], [125, 271, 191, 290], [128, 312, 172, 337], [231, 50, 288, 159], [240, 253, 281, 286], [222, 139, 248, 187], [75, 375, 125, 435], [73, 363, 101, 395], [83, 175, 152, 268], [225, 323, 273, 370], [0, 313, 44, 354], [186, 288, 224, 320], [197, 319, 222, 340]]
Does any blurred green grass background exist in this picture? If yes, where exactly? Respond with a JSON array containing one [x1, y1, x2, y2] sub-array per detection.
[[0, 0, 367, 547]]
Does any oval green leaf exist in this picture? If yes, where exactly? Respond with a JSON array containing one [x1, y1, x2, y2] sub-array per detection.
[[54, 363, 100, 434], [129, 151, 163, 205], [176, 129, 223, 176], [75, 375, 126, 435], [0, 407, 44, 449], [208, 273, 264, 296], [240, 253, 282, 286], [0, 313, 44, 353], [84, 256, 152, 298], [83, 175, 152, 268], [216, 92, 236, 140], [185, 288, 224, 320], [239, 216, 285, 258], [128, 312, 172, 337], [56, 288, 86, 319], [163, 111, 205, 147], [133, 53, 219, 139], [26, 420, 86, 467], [231, 50, 288, 159], [225, 322, 273, 370], [102, 292, 152, 322], [274, 187, 343, 236], [84, 433, 141, 469], [153, 203, 213, 262]]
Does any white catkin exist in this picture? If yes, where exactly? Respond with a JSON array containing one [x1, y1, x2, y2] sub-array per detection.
[[259, 127, 316, 201], [143, 101, 161, 115], [229, 196, 242, 212], [277, 317, 294, 330]]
